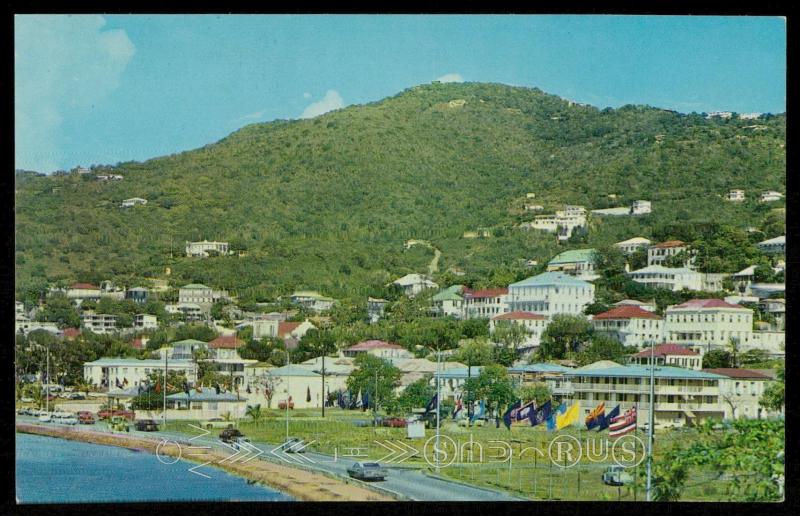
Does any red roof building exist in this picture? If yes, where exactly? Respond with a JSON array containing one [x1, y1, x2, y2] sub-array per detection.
[[70, 282, 100, 290], [701, 368, 772, 379], [463, 288, 508, 318], [491, 311, 546, 320], [208, 336, 244, 349], [664, 299, 755, 353], [671, 299, 749, 311], [593, 306, 662, 320], [628, 343, 701, 370], [463, 288, 509, 299], [62, 328, 81, 340], [342, 340, 412, 359], [653, 240, 685, 249], [278, 321, 302, 338]]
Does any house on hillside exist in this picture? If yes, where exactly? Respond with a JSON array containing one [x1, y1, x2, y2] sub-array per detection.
[[81, 313, 118, 334], [367, 297, 388, 323], [613, 299, 657, 312], [133, 314, 158, 330], [725, 189, 746, 202], [431, 285, 465, 318], [591, 306, 664, 348], [289, 291, 336, 312], [663, 299, 754, 354], [507, 272, 595, 317], [125, 287, 149, 304], [341, 340, 413, 360], [390, 274, 439, 298], [490, 311, 548, 352], [462, 287, 508, 319], [630, 200, 651, 215], [702, 368, 778, 419], [121, 197, 147, 208], [757, 235, 785, 255], [546, 249, 598, 281], [66, 283, 102, 302], [614, 237, 652, 255], [627, 343, 701, 370], [760, 191, 784, 203], [627, 265, 703, 292], [647, 240, 691, 267], [277, 320, 316, 350]]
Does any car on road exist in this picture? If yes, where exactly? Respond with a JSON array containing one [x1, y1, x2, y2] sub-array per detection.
[[109, 416, 130, 432], [229, 436, 251, 450], [78, 411, 96, 424], [37, 413, 52, 423], [134, 419, 160, 432], [60, 415, 79, 425], [277, 437, 307, 453], [347, 462, 387, 481], [381, 417, 408, 428], [219, 428, 246, 443], [97, 409, 136, 420], [66, 393, 86, 400], [200, 418, 235, 430], [602, 465, 633, 486]]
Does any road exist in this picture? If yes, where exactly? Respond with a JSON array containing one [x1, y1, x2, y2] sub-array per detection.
[[16, 416, 523, 501], [404, 239, 442, 276]]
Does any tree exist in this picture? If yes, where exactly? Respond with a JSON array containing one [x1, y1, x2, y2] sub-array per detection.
[[245, 404, 262, 424], [396, 377, 434, 413], [593, 246, 626, 279], [516, 383, 551, 405], [702, 349, 732, 369], [346, 354, 402, 411], [727, 337, 741, 368], [463, 364, 515, 418], [538, 314, 593, 359], [575, 334, 635, 366], [759, 366, 784, 413], [38, 295, 80, 329], [452, 337, 495, 366]]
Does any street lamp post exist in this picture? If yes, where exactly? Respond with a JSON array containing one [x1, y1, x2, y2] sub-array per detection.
[[285, 347, 290, 441], [646, 341, 655, 501]]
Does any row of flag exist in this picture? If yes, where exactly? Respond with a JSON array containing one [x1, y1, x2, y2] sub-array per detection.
[[336, 389, 371, 411]]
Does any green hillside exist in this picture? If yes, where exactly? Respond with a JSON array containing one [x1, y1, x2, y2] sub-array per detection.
[[14, 82, 786, 304]]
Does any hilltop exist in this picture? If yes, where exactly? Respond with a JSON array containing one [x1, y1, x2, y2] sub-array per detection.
[[14, 82, 786, 304]]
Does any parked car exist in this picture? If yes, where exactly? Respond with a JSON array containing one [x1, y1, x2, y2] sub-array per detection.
[[37, 413, 52, 423], [219, 428, 245, 443], [200, 418, 235, 430], [602, 465, 633, 486], [381, 417, 408, 428], [278, 437, 306, 453], [109, 416, 130, 432], [78, 411, 96, 424], [347, 462, 387, 481], [61, 415, 79, 425], [134, 419, 160, 432], [230, 436, 251, 450], [67, 393, 86, 400], [97, 409, 136, 421], [20, 397, 34, 403], [277, 399, 294, 410]]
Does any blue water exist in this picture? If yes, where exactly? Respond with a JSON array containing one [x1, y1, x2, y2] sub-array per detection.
[[16, 433, 294, 503]]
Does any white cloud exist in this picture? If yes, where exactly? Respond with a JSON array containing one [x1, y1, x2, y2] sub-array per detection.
[[435, 73, 464, 83], [303, 92, 312, 99], [301, 90, 344, 119], [15, 15, 135, 172]]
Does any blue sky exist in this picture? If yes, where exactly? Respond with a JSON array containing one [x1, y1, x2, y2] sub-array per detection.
[[15, 15, 786, 173]]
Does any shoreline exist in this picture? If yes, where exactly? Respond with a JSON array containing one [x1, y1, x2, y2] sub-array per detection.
[[16, 423, 395, 502]]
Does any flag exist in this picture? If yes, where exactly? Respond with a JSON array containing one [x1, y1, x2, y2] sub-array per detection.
[[183, 381, 190, 395], [306, 386, 311, 403], [585, 401, 605, 430], [470, 399, 485, 423], [547, 403, 566, 431], [452, 395, 464, 419], [337, 390, 345, 409], [609, 406, 637, 438], [362, 390, 370, 412], [424, 393, 438, 415], [115, 377, 122, 389], [503, 400, 522, 429], [597, 405, 620, 432], [516, 401, 535, 423], [154, 382, 161, 394], [355, 390, 362, 409], [556, 402, 580, 430], [531, 400, 552, 427], [123, 377, 129, 386]]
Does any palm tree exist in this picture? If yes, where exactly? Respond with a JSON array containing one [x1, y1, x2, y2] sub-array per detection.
[[727, 337, 741, 368], [246, 404, 262, 426]]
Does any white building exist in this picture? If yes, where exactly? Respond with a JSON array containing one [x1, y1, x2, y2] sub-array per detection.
[[367, 297, 388, 323], [80, 313, 118, 334], [507, 272, 595, 317], [663, 299, 753, 353], [757, 235, 785, 255], [462, 288, 509, 319], [528, 205, 587, 241], [627, 265, 703, 291], [166, 388, 247, 420], [725, 189, 746, 202], [178, 284, 214, 307], [614, 237, 652, 255], [707, 111, 733, 119], [289, 291, 336, 312], [166, 303, 205, 322], [133, 313, 158, 330], [647, 240, 689, 267], [631, 200, 651, 215], [15, 317, 60, 336], [613, 299, 657, 312], [760, 191, 784, 203], [121, 197, 148, 208], [341, 340, 414, 360], [591, 306, 664, 349], [237, 318, 280, 339], [66, 283, 102, 302], [749, 331, 785, 357], [628, 343, 701, 370], [431, 285, 465, 318], [390, 274, 439, 298], [83, 358, 198, 390], [702, 368, 777, 420], [546, 249, 599, 281], [185, 240, 230, 257], [490, 311, 547, 351]]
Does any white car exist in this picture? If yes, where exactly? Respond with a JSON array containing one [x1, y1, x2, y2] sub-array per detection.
[[38, 413, 52, 423], [61, 415, 79, 425]]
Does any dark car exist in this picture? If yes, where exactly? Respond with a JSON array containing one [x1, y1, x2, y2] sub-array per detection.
[[347, 462, 387, 481], [134, 419, 159, 432], [278, 437, 306, 453], [77, 411, 96, 424], [219, 428, 245, 443]]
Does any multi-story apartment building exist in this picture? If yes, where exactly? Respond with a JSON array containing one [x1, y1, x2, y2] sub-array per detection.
[[663, 299, 754, 353], [627, 265, 702, 291], [591, 306, 664, 348], [627, 343, 701, 370], [80, 312, 118, 334], [507, 272, 595, 317], [702, 368, 778, 420], [567, 364, 726, 427], [133, 313, 158, 330], [178, 284, 214, 305], [546, 249, 599, 281], [83, 358, 198, 390], [614, 237, 652, 255], [490, 311, 548, 351], [185, 240, 230, 257], [66, 282, 102, 302], [647, 240, 690, 267], [462, 288, 508, 319]]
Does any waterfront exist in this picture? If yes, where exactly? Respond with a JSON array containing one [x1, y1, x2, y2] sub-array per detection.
[[16, 432, 294, 503]]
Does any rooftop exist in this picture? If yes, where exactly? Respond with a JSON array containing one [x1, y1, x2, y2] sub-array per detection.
[[628, 265, 695, 275], [463, 287, 508, 299], [548, 249, 597, 265], [615, 237, 652, 246], [508, 363, 573, 374], [758, 235, 785, 245], [432, 285, 465, 302], [568, 364, 725, 380], [167, 387, 244, 402], [509, 272, 593, 289], [653, 240, 686, 249], [172, 339, 208, 347], [670, 299, 750, 311], [267, 364, 321, 377], [630, 344, 699, 358], [492, 311, 546, 321], [345, 340, 404, 351], [71, 282, 99, 290], [701, 368, 773, 379], [84, 358, 196, 367], [593, 306, 662, 320], [181, 283, 211, 290], [208, 336, 244, 349]]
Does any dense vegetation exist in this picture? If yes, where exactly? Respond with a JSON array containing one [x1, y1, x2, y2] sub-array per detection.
[[15, 82, 785, 306]]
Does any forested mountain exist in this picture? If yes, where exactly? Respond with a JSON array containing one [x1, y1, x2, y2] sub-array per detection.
[[14, 82, 786, 305]]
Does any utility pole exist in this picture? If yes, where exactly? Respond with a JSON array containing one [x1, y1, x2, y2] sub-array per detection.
[[163, 351, 168, 428], [646, 342, 655, 501], [285, 347, 290, 441], [435, 347, 441, 473], [45, 345, 49, 414], [321, 351, 326, 417]]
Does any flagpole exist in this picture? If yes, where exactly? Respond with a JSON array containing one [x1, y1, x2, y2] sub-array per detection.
[[646, 342, 655, 501], [163, 351, 168, 428], [285, 347, 290, 442], [435, 347, 441, 473]]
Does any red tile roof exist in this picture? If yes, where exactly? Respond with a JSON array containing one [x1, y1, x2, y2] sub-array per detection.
[[701, 368, 772, 379], [463, 288, 508, 299], [593, 306, 662, 320], [492, 311, 546, 321], [209, 336, 244, 349], [278, 321, 302, 337], [631, 343, 699, 358], [62, 328, 81, 339], [346, 340, 404, 351], [131, 338, 145, 350], [653, 240, 685, 249], [71, 282, 99, 290], [672, 299, 749, 310]]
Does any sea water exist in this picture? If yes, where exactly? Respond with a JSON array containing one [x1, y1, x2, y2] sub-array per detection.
[[16, 432, 294, 503]]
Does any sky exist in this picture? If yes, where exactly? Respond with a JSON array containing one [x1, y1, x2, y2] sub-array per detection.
[[15, 15, 786, 173]]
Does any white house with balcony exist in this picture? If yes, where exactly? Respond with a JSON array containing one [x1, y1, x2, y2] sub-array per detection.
[[507, 272, 595, 317], [627, 265, 703, 291], [614, 237, 652, 255], [83, 358, 198, 390], [591, 306, 664, 349], [757, 235, 785, 255], [647, 240, 691, 267], [431, 285, 466, 318], [341, 340, 413, 360], [289, 291, 336, 312], [81, 312, 118, 334], [663, 299, 753, 354], [760, 191, 784, 203], [121, 197, 147, 208], [185, 240, 230, 257], [462, 288, 508, 319], [627, 343, 701, 370], [546, 249, 599, 281], [528, 205, 587, 241], [725, 189, 746, 202], [133, 313, 158, 330]]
